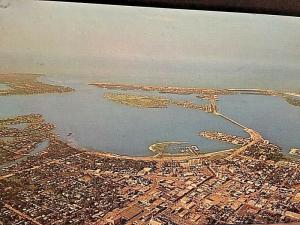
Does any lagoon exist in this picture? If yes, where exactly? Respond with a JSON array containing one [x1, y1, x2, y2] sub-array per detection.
[[0, 75, 299, 155]]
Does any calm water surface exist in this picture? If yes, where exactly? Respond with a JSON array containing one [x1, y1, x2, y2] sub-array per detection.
[[0, 75, 299, 155], [219, 94, 300, 152]]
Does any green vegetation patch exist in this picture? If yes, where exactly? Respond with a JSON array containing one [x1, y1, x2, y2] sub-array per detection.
[[104, 92, 171, 108]]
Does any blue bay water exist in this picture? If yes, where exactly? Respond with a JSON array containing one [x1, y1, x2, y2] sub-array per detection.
[[0, 75, 299, 155], [218, 94, 300, 152], [0, 77, 244, 156]]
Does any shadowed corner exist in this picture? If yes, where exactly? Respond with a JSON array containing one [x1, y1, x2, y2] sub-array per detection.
[[44, 0, 300, 17]]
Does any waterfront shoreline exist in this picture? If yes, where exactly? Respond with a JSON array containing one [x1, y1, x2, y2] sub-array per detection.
[[1, 113, 298, 225]]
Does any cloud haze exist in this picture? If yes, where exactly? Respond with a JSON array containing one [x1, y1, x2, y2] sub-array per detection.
[[0, 1, 299, 90]]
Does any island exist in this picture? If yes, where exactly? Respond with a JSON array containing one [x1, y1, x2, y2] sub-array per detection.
[[90, 82, 232, 96], [104, 92, 170, 108], [0, 73, 74, 96], [92, 82, 300, 108], [104, 92, 216, 112]]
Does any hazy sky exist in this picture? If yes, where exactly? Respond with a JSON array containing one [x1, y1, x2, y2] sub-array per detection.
[[0, 0, 299, 90]]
